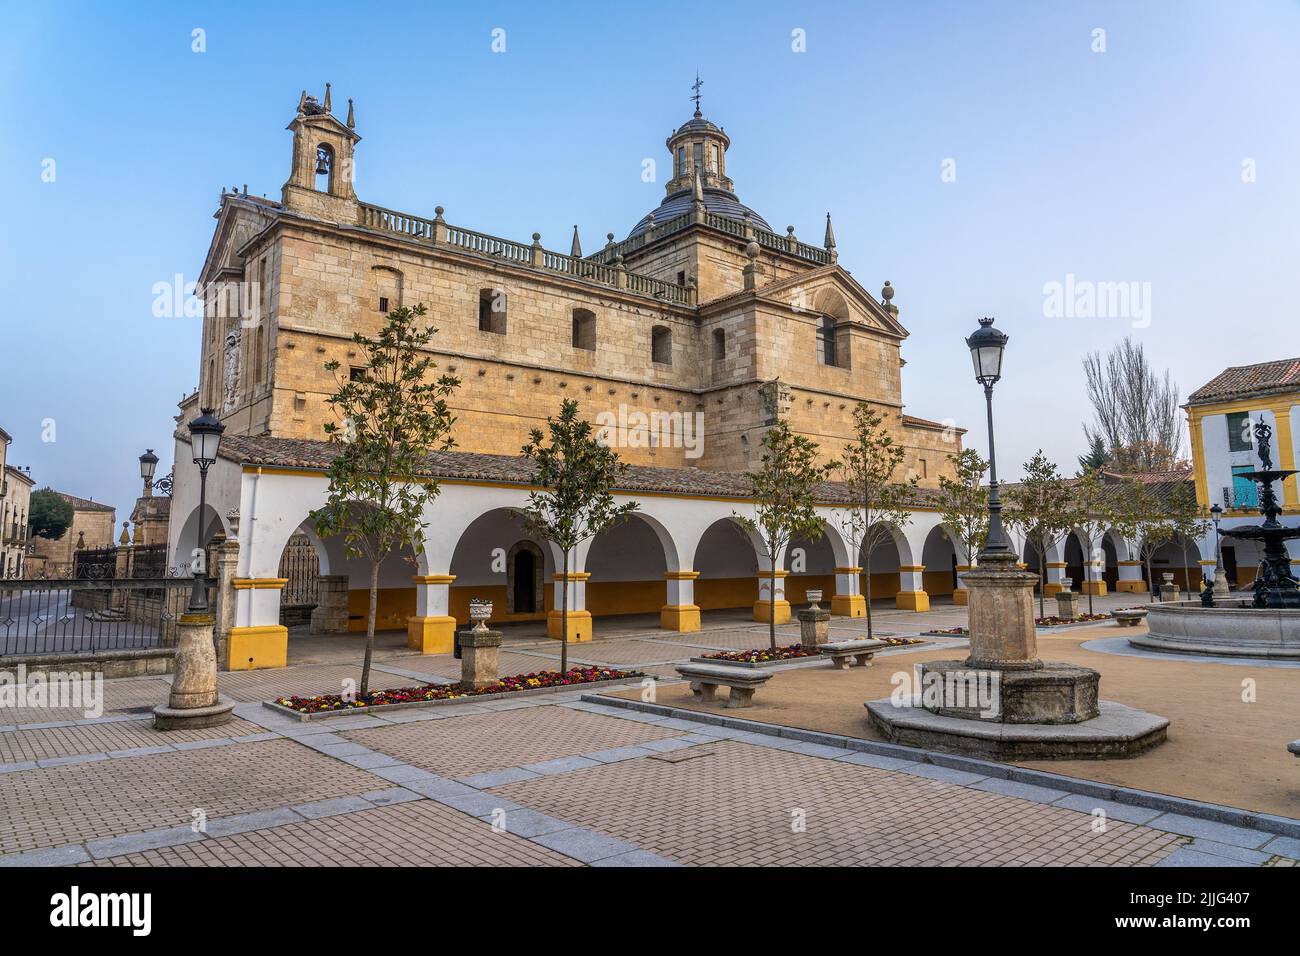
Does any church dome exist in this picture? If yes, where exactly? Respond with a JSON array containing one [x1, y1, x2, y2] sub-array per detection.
[[628, 188, 772, 239]]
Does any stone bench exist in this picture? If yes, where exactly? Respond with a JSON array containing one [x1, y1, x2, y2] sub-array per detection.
[[1113, 609, 1148, 627], [675, 663, 773, 708], [820, 638, 888, 670]]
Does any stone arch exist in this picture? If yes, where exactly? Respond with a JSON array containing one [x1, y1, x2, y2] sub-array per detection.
[[691, 516, 763, 611], [862, 521, 912, 606], [447, 507, 556, 624], [506, 540, 545, 615], [584, 513, 676, 619], [173, 503, 230, 572], [920, 524, 960, 598], [784, 522, 839, 605]]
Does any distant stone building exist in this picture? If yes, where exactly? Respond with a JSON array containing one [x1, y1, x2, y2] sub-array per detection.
[[170, 83, 980, 670], [2, 460, 34, 577], [27, 491, 116, 569]]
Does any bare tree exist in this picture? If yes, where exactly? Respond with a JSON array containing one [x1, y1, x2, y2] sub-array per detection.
[[1082, 338, 1184, 472]]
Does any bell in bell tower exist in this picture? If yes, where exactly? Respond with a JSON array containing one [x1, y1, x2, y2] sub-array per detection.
[[282, 83, 362, 221]]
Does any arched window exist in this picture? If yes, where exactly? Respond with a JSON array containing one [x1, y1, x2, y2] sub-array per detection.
[[651, 325, 672, 365], [817, 315, 838, 367], [712, 328, 726, 361], [314, 144, 333, 193], [478, 288, 506, 334], [572, 308, 596, 350], [676, 147, 685, 177]]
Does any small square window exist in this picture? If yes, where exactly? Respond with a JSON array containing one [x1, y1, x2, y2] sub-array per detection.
[[349, 367, 367, 382], [378, 296, 389, 313]]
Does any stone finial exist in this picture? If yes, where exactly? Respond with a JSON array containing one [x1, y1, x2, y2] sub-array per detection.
[[692, 170, 705, 204], [881, 280, 897, 315], [743, 241, 761, 290], [605, 232, 616, 249], [346, 98, 355, 129], [76, 531, 86, 550], [531, 232, 542, 246], [824, 212, 837, 250], [434, 205, 445, 221], [297, 89, 308, 113], [323, 82, 332, 112], [119, 522, 131, 546], [570, 225, 582, 257]]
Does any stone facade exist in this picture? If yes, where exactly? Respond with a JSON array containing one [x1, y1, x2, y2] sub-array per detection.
[[26, 492, 116, 569], [2, 460, 34, 577], [193, 86, 962, 482]]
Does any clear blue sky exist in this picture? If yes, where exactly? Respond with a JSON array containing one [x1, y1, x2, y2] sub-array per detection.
[[2, 0, 1297, 522]]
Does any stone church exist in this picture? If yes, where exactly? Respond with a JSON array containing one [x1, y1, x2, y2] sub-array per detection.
[[171, 84, 970, 670]]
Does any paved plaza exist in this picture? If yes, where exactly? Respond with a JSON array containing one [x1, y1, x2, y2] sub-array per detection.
[[2, 598, 1297, 868]]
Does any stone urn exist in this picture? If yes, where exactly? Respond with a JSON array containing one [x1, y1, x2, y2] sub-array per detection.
[[805, 589, 823, 610], [1061, 578, 1072, 591], [469, 599, 493, 632]]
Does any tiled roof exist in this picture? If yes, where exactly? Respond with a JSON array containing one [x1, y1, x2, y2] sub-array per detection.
[[51, 490, 115, 512], [1187, 358, 1300, 405], [211, 433, 946, 508]]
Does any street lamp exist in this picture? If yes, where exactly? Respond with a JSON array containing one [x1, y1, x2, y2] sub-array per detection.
[[1210, 502, 1224, 582], [186, 409, 225, 614], [139, 449, 159, 497], [966, 316, 1011, 558]]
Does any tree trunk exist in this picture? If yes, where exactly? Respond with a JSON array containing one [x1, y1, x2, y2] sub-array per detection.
[[559, 546, 569, 674], [362, 559, 379, 696], [1085, 547, 1095, 616], [1036, 543, 1046, 619], [768, 565, 777, 652], [864, 552, 874, 641]]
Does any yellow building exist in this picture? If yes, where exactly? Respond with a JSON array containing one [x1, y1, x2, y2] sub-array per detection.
[[1186, 357, 1300, 585]]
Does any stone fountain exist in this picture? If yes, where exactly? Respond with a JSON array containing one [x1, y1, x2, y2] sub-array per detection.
[[1134, 420, 1300, 658]]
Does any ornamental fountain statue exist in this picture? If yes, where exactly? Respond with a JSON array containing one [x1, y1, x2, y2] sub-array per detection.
[[1219, 421, 1300, 609], [1135, 419, 1300, 658]]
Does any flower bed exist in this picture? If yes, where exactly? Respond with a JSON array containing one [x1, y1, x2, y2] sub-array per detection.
[[273, 666, 642, 715], [1035, 613, 1110, 627], [923, 626, 968, 636], [700, 636, 923, 665]]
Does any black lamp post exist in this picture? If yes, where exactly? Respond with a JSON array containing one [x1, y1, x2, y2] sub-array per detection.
[[1209, 503, 1223, 582], [186, 409, 224, 614], [139, 449, 159, 497], [966, 316, 1011, 559]]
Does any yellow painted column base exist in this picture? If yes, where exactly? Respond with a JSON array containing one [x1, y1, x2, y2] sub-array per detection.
[[1115, 580, 1147, 593], [1043, 583, 1064, 597], [547, 610, 592, 642], [952, 588, 968, 606], [406, 616, 457, 654], [1081, 580, 1108, 596], [830, 594, 866, 617], [895, 590, 930, 612], [227, 625, 288, 671], [752, 600, 791, 625], [659, 604, 701, 632]]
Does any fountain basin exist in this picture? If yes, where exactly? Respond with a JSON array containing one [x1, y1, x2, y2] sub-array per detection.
[[1130, 600, 1300, 658]]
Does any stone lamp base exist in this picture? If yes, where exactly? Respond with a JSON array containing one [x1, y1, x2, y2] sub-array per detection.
[[154, 614, 234, 731]]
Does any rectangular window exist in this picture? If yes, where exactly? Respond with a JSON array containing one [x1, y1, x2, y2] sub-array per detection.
[[349, 366, 367, 382], [1231, 465, 1258, 508], [693, 143, 703, 173], [378, 296, 389, 313], [1226, 412, 1253, 452]]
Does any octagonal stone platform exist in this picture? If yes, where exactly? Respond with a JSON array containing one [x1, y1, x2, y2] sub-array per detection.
[[865, 697, 1169, 761], [917, 660, 1099, 724]]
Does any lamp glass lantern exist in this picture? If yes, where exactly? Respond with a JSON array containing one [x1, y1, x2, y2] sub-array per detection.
[[966, 316, 1008, 386], [139, 449, 159, 482]]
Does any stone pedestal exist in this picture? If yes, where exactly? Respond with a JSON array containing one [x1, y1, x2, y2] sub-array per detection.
[[1055, 590, 1080, 621], [866, 549, 1167, 759], [459, 626, 503, 690], [1213, 569, 1230, 597], [797, 608, 831, 651], [311, 575, 350, 633], [154, 614, 235, 730]]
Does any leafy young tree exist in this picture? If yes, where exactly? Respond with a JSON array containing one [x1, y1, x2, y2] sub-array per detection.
[[1082, 337, 1184, 472], [28, 489, 74, 540], [518, 399, 639, 675], [935, 448, 989, 573], [736, 420, 834, 652], [1109, 478, 1174, 599], [1005, 451, 1076, 618], [1069, 467, 1115, 616], [311, 305, 459, 696], [834, 404, 916, 641]]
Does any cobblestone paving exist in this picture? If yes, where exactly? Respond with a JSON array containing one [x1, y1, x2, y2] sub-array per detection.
[[0, 676, 173, 725], [83, 800, 579, 867], [0, 739, 377, 855], [0, 716, 263, 764], [343, 706, 683, 778], [491, 739, 1184, 866], [216, 664, 419, 702]]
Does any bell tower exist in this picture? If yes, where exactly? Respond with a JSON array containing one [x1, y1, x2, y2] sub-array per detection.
[[281, 83, 362, 222]]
